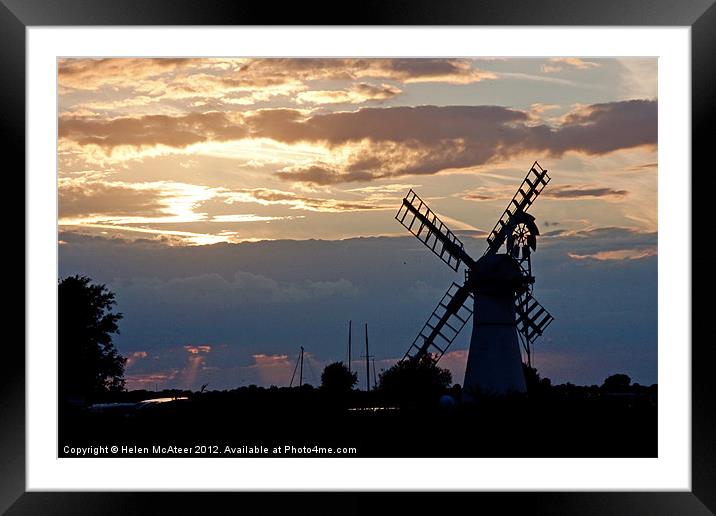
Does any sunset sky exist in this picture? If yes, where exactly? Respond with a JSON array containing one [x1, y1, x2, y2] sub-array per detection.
[[58, 58, 658, 390]]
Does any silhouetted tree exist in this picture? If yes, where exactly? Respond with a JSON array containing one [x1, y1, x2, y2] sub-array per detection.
[[378, 355, 452, 404], [320, 362, 357, 392], [522, 364, 552, 395], [59, 275, 126, 402], [602, 373, 631, 393]]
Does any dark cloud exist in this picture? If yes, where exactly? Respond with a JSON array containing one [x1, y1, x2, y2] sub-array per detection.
[[627, 162, 658, 172], [543, 229, 568, 237], [543, 185, 629, 199], [59, 58, 494, 95], [463, 192, 498, 201], [249, 105, 529, 146], [352, 82, 400, 98], [225, 188, 388, 212], [238, 58, 492, 83], [537, 100, 657, 155], [541, 226, 657, 262], [276, 165, 377, 185], [58, 58, 200, 90], [267, 101, 656, 184], [60, 100, 656, 184], [59, 112, 247, 150], [59, 182, 167, 218], [463, 184, 628, 203], [296, 82, 402, 105], [377, 58, 477, 80]]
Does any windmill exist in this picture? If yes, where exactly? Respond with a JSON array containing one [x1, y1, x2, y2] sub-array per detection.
[[395, 161, 554, 396]]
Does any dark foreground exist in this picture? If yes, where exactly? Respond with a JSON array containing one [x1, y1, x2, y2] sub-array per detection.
[[59, 384, 657, 458]]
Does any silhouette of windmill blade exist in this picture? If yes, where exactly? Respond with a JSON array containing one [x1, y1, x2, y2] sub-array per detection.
[[396, 189, 476, 271], [484, 161, 551, 256], [515, 292, 554, 344], [402, 282, 474, 362]]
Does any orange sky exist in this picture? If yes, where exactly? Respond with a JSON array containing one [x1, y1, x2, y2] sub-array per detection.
[[58, 57, 657, 247]]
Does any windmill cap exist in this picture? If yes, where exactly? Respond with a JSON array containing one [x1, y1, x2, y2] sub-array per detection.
[[469, 254, 531, 294]]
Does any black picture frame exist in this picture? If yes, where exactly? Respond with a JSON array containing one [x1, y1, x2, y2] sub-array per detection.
[[4, 0, 714, 513]]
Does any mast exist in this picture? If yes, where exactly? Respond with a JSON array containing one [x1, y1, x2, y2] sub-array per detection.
[[348, 320, 352, 374], [299, 346, 304, 387], [365, 323, 370, 392]]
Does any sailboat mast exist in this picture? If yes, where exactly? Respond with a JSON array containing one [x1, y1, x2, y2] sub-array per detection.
[[348, 320, 352, 374], [365, 323, 370, 392]]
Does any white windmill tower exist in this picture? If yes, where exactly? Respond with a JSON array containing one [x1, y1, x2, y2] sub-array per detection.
[[395, 161, 554, 396]]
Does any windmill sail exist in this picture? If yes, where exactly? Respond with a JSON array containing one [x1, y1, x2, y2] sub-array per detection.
[[402, 282, 474, 362], [396, 189, 475, 271], [515, 292, 554, 344], [484, 162, 551, 256]]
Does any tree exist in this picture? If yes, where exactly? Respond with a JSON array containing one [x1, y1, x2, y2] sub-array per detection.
[[378, 355, 452, 404], [59, 275, 126, 402], [320, 362, 357, 392], [602, 373, 632, 393], [522, 364, 552, 395]]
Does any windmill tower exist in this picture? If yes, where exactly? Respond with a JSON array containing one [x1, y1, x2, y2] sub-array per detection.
[[395, 161, 554, 396]]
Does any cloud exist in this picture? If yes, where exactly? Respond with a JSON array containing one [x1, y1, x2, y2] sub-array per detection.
[[530, 103, 561, 114], [223, 188, 389, 213], [539, 226, 658, 263], [58, 180, 391, 245], [119, 272, 359, 308], [59, 181, 168, 218], [541, 58, 601, 74], [241, 100, 658, 184], [125, 350, 148, 368], [539, 226, 656, 246], [60, 224, 244, 246], [234, 58, 496, 85], [543, 185, 629, 199], [209, 214, 296, 223], [59, 58, 495, 110], [461, 185, 516, 202], [296, 83, 402, 105], [58, 58, 201, 91], [627, 162, 658, 172], [125, 346, 316, 390], [249, 353, 294, 386], [125, 370, 180, 391], [59, 100, 656, 184], [344, 184, 418, 194], [59, 179, 381, 221], [123, 344, 216, 390], [462, 184, 628, 202], [249, 104, 530, 146], [58, 180, 221, 226], [183, 345, 212, 387], [59, 111, 247, 150], [568, 247, 657, 261], [185, 345, 212, 355]]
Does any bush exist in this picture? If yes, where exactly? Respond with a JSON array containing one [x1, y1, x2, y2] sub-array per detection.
[[378, 355, 452, 405], [320, 362, 358, 393]]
